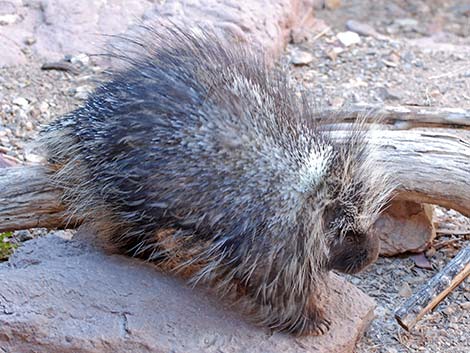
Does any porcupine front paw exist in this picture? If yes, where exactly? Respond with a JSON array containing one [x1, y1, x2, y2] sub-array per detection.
[[290, 305, 331, 336], [303, 315, 331, 336]]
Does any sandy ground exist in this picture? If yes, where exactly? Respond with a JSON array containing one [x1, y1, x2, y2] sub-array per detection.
[[0, 0, 469, 352]]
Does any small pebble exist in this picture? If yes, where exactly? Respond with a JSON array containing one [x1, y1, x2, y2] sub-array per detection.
[[24, 36, 37, 46], [398, 282, 412, 297], [337, 31, 361, 47], [13, 230, 34, 242], [70, 53, 90, 66], [376, 87, 402, 101], [382, 52, 401, 68], [24, 121, 34, 131], [459, 302, 470, 310], [74, 85, 93, 100], [39, 101, 50, 114], [24, 151, 43, 163], [326, 47, 344, 61], [12, 97, 29, 109], [394, 18, 419, 29], [291, 50, 314, 66], [0, 14, 18, 26]]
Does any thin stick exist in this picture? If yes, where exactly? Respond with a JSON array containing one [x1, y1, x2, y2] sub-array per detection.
[[318, 104, 470, 129], [394, 245, 470, 331]]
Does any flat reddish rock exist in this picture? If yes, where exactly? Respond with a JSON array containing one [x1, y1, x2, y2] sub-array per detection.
[[0, 229, 375, 353]]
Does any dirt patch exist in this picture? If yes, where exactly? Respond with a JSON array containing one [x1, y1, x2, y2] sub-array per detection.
[[284, 4, 470, 109]]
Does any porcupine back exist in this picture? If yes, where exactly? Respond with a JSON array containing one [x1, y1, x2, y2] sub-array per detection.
[[41, 26, 393, 333]]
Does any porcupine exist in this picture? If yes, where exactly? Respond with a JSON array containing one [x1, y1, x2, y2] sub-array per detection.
[[40, 26, 394, 336]]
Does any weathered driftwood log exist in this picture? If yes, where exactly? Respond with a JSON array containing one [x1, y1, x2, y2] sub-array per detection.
[[330, 128, 470, 216], [0, 165, 78, 232], [0, 125, 469, 233], [394, 245, 470, 331], [367, 129, 470, 217]]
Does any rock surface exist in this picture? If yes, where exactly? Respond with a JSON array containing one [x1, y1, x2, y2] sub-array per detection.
[[0, 229, 375, 353], [0, 0, 320, 67], [375, 201, 436, 256]]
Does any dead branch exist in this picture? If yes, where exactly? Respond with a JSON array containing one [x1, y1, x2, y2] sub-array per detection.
[[319, 104, 470, 129], [395, 245, 470, 331]]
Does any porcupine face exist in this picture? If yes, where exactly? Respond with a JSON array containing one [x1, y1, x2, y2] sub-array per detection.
[[324, 201, 381, 274], [313, 133, 391, 275]]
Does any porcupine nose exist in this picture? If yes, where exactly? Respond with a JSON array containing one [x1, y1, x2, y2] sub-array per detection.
[[353, 232, 380, 273]]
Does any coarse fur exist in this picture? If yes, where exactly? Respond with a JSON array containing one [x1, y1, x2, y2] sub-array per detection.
[[40, 25, 395, 335]]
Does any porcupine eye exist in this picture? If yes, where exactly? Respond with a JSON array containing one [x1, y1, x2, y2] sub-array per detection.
[[343, 230, 356, 244], [328, 227, 380, 275]]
